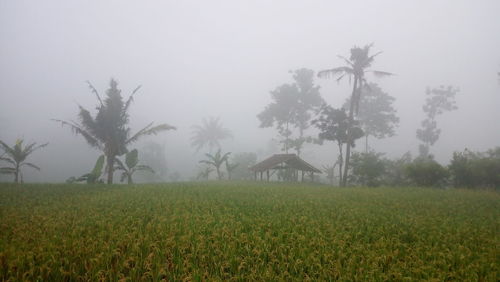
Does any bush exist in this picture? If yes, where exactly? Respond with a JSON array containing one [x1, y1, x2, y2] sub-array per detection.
[[405, 157, 448, 187], [382, 152, 413, 186], [449, 148, 500, 189], [349, 151, 386, 186]]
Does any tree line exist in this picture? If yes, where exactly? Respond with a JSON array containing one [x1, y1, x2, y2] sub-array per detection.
[[1, 44, 498, 189]]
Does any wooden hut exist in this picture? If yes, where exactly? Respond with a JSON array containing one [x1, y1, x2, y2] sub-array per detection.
[[249, 154, 321, 182]]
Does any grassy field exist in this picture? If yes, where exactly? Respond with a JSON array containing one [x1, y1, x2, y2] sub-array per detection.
[[0, 182, 498, 281]]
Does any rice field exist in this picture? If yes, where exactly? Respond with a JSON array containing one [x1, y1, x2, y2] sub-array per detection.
[[0, 182, 498, 281]]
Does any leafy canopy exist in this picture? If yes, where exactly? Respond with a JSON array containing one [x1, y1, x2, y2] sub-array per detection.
[[191, 117, 232, 153]]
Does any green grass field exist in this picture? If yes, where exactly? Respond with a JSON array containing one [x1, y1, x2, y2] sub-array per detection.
[[0, 182, 498, 281]]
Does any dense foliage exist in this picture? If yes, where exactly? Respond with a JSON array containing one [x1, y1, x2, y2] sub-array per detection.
[[449, 148, 500, 189], [54, 79, 175, 184], [349, 151, 386, 186], [0, 183, 498, 280], [405, 157, 449, 187], [258, 68, 323, 155]]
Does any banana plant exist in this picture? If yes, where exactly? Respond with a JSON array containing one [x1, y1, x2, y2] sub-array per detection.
[[114, 149, 154, 184], [199, 149, 231, 180], [66, 155, 105, 184], [196, 165, 214, 180]]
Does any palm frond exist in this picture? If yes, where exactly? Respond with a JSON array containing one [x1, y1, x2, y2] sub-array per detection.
[[336, 55, 354, 67], [126, 123, 176, 144], [114, 157, 127, 172], [77, 105, 98, 133], [199, 160, 216, 166], [52, 119, 102, 149], [22, 142, 48, 156], [0, 157, 15, 166], [86, 80, 104, 106], [134, 165, 155, 174], [367, 51, 383, 62], [123, 85, 142, 113], [317, 67, 353, 79], [0, 167, 16, 174], [21, 162, 41, 171], [370, 70, 394, 77], [0, 140, 15, 157]]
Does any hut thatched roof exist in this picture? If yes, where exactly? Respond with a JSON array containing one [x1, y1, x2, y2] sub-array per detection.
[[249, 154, 322, 173]]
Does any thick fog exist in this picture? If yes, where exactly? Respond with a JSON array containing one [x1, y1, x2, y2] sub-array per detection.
[[1, 0, 499, 182]]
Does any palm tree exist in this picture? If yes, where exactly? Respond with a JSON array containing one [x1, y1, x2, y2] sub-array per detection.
[[114, 149, 154, 184], [318, 44, 391, 186], [0, 139, 48, 183], [191, 117, 232, 153], [199, 149, 231, 180], [54, 79, 175, 184]]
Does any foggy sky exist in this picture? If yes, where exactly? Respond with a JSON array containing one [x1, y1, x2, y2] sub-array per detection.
[[1, 0, 499, 182]]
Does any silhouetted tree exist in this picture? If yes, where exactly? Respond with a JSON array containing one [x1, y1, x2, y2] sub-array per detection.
[[0, 139, 48, 183], [191, 117, 232, 153], [343, 83, 399, 152], [318, 44, 391, 186], [54, 79, 175, 184], [416, 86, 458, 157], [199, 149, 231, 180], [258, 68, 323, 155], [312, 105, 363, 185]]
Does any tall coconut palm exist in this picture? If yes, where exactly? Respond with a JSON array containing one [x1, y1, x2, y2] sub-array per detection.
[[191, 117, 232, 153], [199, 149, 231, 180], [318, 44, 391, 186], [54, 79, 175, 184], [0, 139, 48, 183]]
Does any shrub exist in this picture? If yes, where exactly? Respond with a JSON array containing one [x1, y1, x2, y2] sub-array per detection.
[[449, 148, 500, 189], [382, 152, 413, 186], [349, 151, 386, 186], [405, 157, 448, 187]]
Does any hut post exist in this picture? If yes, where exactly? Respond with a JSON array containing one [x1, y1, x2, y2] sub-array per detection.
[[266, 170, 270, 182], [301, 171, 304, 182]]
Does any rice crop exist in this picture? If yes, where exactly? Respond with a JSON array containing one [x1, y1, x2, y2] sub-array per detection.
[[0, 182, 498, 281]]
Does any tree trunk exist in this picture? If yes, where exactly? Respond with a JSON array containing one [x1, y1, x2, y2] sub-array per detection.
[[127, 174, 133, 184], [216, 166, 221, 180], [365, 134, 369, 153], [14, 164, 19, 183], [285, 120, 289, 154], [338, 142, 343, 186], [106, 154, 115, 184], [297, 127, 304, 157], [342, 76, 358, 187]]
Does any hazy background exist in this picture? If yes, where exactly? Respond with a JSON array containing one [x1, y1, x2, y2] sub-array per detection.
[[1, 0, 499, 182]]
